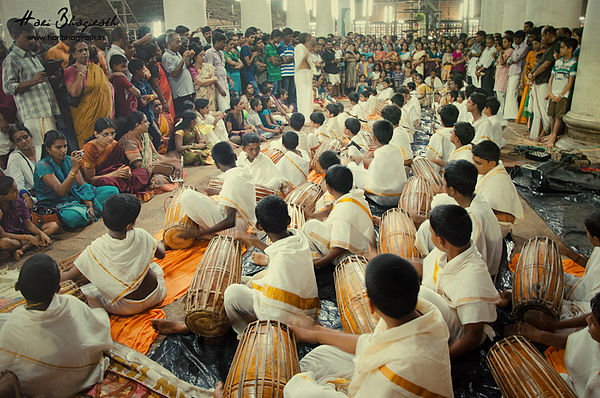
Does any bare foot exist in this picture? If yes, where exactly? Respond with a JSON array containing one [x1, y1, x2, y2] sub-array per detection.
[[496, 290, 512, 309], [252, 252, 268, 266], [13, 249, 24, 261], [545, 135, 557, 149], [151, 319, 191, 335], [213, 381, 224, 398]]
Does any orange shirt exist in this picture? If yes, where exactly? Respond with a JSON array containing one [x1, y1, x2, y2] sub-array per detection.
[[46, 41, 70, 69]]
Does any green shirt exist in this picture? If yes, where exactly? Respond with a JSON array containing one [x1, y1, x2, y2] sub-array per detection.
[[265, 43, 282, 82]]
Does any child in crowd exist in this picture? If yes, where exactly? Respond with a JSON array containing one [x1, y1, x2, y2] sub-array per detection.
[[420, 204, 499, 358], [380, 105, 413, 166], [448, 121, 475, 163], [392, 63, 405, 88], [0, 176, 58, 260], [426, 104, 460, 172], [259, 95, 284, 133], [398, 86, 421, 134], [302, 165, 374, 268], [308, 112, 326, 152], [348, 92, 368, 122], [62, 194, 167, 315], [194, 99, 230, 148], [467, 92, 494, 145], [482, 96, 506, 148], [356, 74, 368, 95], [277, 131, 310, 189], [247, 97, 278, 139], [284, 254, 453, 397], [236, 133, 286, 192], [0, 254, 112, 397], [341, 118, 370, 166], [109, 54, 139, 119], [320, 103, 342, 142], [167, 110, 210, 166], [376, 77, 394, 101]]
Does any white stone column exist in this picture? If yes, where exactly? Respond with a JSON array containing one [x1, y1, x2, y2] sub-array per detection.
[[562, 0, 600, 144], [241, 0, 272, 33], [163, 0, 206, 31], [487, 1, 504, 34], [526, 0, 583, 28], [316, 0, 334, 36], [287, 0, 310, 32], [0, 0, 71, 42], [502, 0, 523, 32], [479, 0, 491, 33]]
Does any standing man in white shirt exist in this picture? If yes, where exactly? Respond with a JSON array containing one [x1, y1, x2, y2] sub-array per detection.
[[205, 33, 233, 112], [107, 27, 131, 78]]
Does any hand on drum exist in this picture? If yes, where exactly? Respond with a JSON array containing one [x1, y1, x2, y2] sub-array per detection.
[[288, 316, 322, 344], [230, 230, 254, 246], [496, 290, 512, 309], [213, 381, 224, 398], [176, 227, 198, 240]]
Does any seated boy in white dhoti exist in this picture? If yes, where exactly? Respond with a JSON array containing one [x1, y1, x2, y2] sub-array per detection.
[[416, 161, 503, 277], [194, 98, 230, 148], [347, 92, 368, 122], [0, 254, 112, 398], [366, 88, 378, 117], [402, 84, 422, 133], [467, 92, 495, 145], [179, 142, 257, 241], [310, 151, 341, 219], [319, 104, 342, 143], [303, 165, 375, 268], [349, 120, 407, 207], [335, 103, 349, 139], [420, 205, 499, 358], [427, 104, 459, 172], [376, 78, 394, 102], [267, 113, 311, 155], [340, 118, 369, 166], [237, 133, 286, 192], [448, 121, 475, 163], [381, 105, 413, 166], [282, 254, 454, 398], [308, 112, 326, 151], [62, 194, 167, 315], [514, 293, 600, 397], [472, 140, 523, 235], [277, 131, 310, 189], [482, 96, 506, 148]]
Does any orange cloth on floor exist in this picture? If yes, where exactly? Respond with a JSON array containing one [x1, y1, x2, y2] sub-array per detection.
[[307, 170, 324, 183], [508, 253, 585, 276], [108, 239, 209, 354]]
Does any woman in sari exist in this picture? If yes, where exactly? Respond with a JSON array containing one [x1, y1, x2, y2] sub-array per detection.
[[517, 36, 543, 125], [343, 43, 360, 92], [189, 47, 218, 111], [425, 41, 442, 77], [152, 99, 174, 154], [117, 111, 182, 190], [441, 44, 453, 82], [81, 118, 149, 193], [412, 42, 426, 76], [451, 42, 466, 75], [224, 38, 243, 96], [65, 39, 113, 147], [167, 110, 210, 166], [399, 42, 412, 62], [384, 44, 399, 64], [374, 43, 386, 63], [33, 130, 118, 230]]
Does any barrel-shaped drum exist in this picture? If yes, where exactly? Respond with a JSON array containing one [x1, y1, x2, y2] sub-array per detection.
[[486, 336, 577, 398], [208, 178, 277, 204], [58, 252, 88, 286], [284, 181, 324, 212], [163, 186, 199, 250], [223, 320, 300, 397], [183, 236, 242, 337], [399, 176, 435, 227], [334, 255, 379, 334], [287, 204, 306, 230], [411, 157, 444, 194], [311, 138, 342, 170], [262, 147, 285, 164], [378, 208, 421, 261], [513, 237, 564, 323]]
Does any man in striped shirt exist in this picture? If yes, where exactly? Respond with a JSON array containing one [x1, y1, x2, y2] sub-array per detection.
[[278, 28, 296, 107]]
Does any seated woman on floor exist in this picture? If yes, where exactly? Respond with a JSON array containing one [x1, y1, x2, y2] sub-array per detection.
[[81, 118, 150, 193], [152, 99, 174, 155], [117, 111, 182, 190], [166, 110, 210, 166], [5, 125, 40, 210], [33, 130, 119, 230]]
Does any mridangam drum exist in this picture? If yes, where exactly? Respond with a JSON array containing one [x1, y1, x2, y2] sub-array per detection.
[[284, 181, 324, 211], [183, 236, 242, 337], [224, 320, 300, 397], [262, 147, 285, 164], [399, 176, 434, 228], [334, 255, 379, 334], [513, 237, 564, 323], [411, 157, 444, 194], [486, 336, 577, 398], [378, 208, 421, 262], [0, 280, 86, 313], [311, 138, 342, 170], [288, 204, 306, 230], [208, 178, 278, 203], [163, 186, 199, 250]]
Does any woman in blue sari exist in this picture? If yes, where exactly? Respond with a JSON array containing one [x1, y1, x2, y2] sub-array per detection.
[[33, 130, 118, 229]]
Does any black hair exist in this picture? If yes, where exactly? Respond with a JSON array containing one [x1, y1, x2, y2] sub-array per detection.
[[591, 292, 600, 322], [472, 140, 500, 163], [585, 211, 600, 239], [390, 93, 405, 108], [94, 117, 116, 134], [514, 30, 525, 40], [59, 24, 77, 38], [290, 113, 305, 131], [373, 120, 394, 145], [259, 94, 271, 109], [282, 131, 299, 150], [406, 82, 416, 91], [211, 141, 236, 166], [325, 103, 340, 117], [230, 96, 242, 110], [345, 118, 361, 135], [464, 85, 476, 99], [318, 150, 341, 170], [241, 133, 261, 147], [110, 27, 128, 44], [444, 160, 477, 197], [453, 122, 475, 146], [127, 58, 145, 75], [256, 195, 289, 234], [8, 123, 30, 143], [359, 91, 370, 100], [250, 97, 262, 111], [12, 22, 35, 37], [175, 25, 190, 35], [543, 25, 557, 36], [439, 104, 459, 127], [430, 205, 472, 247], [325, 164, 353, 194], [201, 26, 212, 33], [485, 96, 501, 115], [365, 254, 420, 319], [524, 21, 534, 28], [115, 111, 146, 140], [381, 105, 402, 126], [348, 92, 359, 104], [181, 100, 195, 113], [109, 53, 127, 69], [42, 130, 67, 158], [271, 29, 282, 39], [449, 90, 459, 101], [469, 92, 487, 113], [16, 254, 60, 303], [102, 193, 141, 232], [212, 32, 226, 44], [310, 112, 325, 126], [563, 38, 578, 51], [0, 175, 14, 196], [168, 110, 198, 151], [195, 98, 210, 111]]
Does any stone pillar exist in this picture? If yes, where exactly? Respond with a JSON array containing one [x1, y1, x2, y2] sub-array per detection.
[[479, 0, 491, 33], [487, 1, 504, 34], [163, 0, 206, 31], [0, 0, 71, 42], [526, 0, 583, 28], [287, 0, 310, 32], [562, 0, 600, 144], [316, 0, 334, 36], [241, 0, 272, 33], [502, 0, 523, 32]]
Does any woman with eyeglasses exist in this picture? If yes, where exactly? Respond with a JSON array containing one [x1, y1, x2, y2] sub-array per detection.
[[80, 118, 150, 193], [6, 125, 40, 209]]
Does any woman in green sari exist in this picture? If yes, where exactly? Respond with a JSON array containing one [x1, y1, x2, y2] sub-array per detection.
[[167, 110, 210, 166], [224, 36, 243, 95]]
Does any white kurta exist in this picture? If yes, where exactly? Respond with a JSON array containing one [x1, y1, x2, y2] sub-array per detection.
[[198, 113, 229, 147], [564, 327, 600, 397], [426, 127, 455, 172], [562, 247, 600, 317], [0, 295, 112, 398], [294, 44, 315, 122], [453, 101, 470, 123], [277, 150, 310, 189], [360, 145, 406, 207], [448, 144, 473, 163], [303, 189, 375, 259], [366, 96, 378, 116], [475, 163, 524, 220], [376, 87, 394, 101], [401, 95, 421, 134], [471, 115, 496, 145], [421, 244, 499, 343], [237, 152, 286, 191], [285, 298, 454, 398], [390, 126, 413, 161]]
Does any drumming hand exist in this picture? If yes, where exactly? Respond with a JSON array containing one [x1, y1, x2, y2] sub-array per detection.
[[289, 319, 321, 344], [496, 290, 512, 309], [213, 381, 224, 398], [372, 215, 381, 227], [177, 228, 198, 240], [230, 230, 253, 246], [516, 322, 544, 343]]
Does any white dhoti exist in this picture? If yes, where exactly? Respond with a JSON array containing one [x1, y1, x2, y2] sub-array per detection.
[[216, 89, 231, 112], [223, 283, 257, 335], [302, 219, 334, 260], [24, 116, 57, 153], [530, 83, 550, 139], [299, 345, 356, 383], [180, 189, 250, 236], [81, 262, 167, 316], [503, 74, 520, 120]]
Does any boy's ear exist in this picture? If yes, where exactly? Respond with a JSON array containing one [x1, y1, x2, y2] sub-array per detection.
[[255, 222, 264, 232]]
